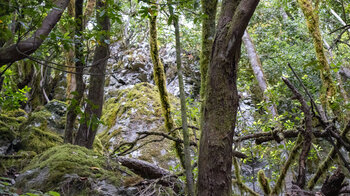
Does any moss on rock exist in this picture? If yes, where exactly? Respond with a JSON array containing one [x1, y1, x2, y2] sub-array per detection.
[[16, 144, 132, 195], [98, 82, 179, 169], [20, 127, 63, 153]]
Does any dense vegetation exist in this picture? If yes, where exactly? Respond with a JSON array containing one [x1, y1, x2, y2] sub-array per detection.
[[1, 0, 350, 195]]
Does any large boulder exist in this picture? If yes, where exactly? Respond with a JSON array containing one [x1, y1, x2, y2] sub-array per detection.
[[15, 144, 138, 196], [98, 82, 179, 169]]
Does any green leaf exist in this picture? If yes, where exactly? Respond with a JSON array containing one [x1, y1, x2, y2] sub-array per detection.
[[48, 191, 60, 196]]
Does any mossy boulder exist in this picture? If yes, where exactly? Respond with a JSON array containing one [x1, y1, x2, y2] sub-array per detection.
[[27, 99, 67, 135], [15, 144, 137, 196], [0, 109, 27, 149], [99, 82, 179, 169], [0, 101, 65, 175]]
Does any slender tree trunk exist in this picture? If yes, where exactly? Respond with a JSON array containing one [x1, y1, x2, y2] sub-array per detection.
[[167, 2, 194, 195], [64, 0, 86, 144], [198, 1, 259, 195], [297, 0, 336, 108], [83, 0, 97, 27], [148, 5, 185, 167], [0, 0, 70, 65], [74, 0, 110, 148], [65, 0, 76, 100], [328, 9, 349, 104], [242, 30, 278, 117]]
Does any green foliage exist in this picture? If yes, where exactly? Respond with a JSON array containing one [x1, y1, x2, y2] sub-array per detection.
[[0, 67, 30, 111]]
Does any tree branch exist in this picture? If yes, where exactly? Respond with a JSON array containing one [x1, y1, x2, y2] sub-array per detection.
[[0, 0, 70, 66]]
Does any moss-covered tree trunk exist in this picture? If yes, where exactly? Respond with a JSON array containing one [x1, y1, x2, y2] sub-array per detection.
[[148, 6, 185, 167], [74, 0, 109, 148], [167, 2, 194, 195], [64, 0, 86, 144], [199, 0, 218, 127], [297, 0, 335, 108], [197, 0, 259, 195]]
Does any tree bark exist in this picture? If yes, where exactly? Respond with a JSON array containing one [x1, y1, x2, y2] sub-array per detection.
[[199, 0, 218, 126], [148, 5, 185, 167], [197, 1, 259, 195], [0, 0, 70, 65], [65, 0, 77, 100], [74, 0, 110, 148], [242, 30, 278, 117], [167, 2, 194, 195], [64, 0, 86, 144]]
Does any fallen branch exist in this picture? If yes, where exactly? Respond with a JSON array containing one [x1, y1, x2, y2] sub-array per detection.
[[115, 156, 183, 193]]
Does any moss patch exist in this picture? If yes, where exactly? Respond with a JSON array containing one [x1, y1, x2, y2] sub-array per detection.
[[98, 82, 179, 169], [20, 127, 63, 153], [17, 144, 131, 193]]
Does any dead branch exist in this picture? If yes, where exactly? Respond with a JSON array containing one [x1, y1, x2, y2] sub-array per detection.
[[112, 126, 199, 156], [283, 77, 313, 189]]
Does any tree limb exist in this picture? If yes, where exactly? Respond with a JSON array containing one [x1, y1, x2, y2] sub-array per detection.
[[0, 0, 70, 66]]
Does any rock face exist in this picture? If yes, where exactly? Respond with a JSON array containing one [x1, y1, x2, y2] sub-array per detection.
[[99, 82, 179, 169], [106, 42, 200, 98], [15, 144, 137, 196]]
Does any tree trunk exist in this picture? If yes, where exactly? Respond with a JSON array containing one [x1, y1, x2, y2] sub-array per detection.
[[297, 0, 336, 109], [84, 0, 97, 27], [197, 1, 259, 195], [74, 0, 110, 148], [148, 6, 185, 167], [167, 2, 194, 195], [64, 0, 86, 144], [0, 0, 70, 65], [242, 30, 278, 117], [199, 0, 218, 126], [65, 0, 76, 100]]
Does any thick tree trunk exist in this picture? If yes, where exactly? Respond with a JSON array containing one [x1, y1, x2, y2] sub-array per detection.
[[74, 0, 110, 148], [242, 30, 278, 117], [197, 1, 259, 195], [167, 2, 194, 195], [64, 0, 86, 144], [148, 6, 185, 167], [0, 0, 70, 65]]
